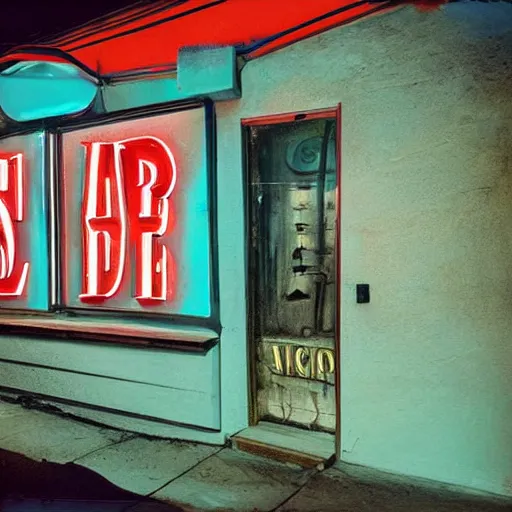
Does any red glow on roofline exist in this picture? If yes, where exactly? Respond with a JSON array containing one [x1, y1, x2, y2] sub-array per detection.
[[0, 0, 397, 78]]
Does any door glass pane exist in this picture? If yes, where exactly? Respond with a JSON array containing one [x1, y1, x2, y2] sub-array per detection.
[[249, 117, 337, 432]]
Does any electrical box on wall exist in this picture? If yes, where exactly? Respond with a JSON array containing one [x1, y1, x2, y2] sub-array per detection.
[[178, 45, 240, 100]]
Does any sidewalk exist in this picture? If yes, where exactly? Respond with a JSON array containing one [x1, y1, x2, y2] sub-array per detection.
[[1, 397, 510, 512]]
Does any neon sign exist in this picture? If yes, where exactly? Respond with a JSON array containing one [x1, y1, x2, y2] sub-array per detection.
[[0, 152, 29, 297], [62, 108, 211, 317], [80, 137, 177, 305]]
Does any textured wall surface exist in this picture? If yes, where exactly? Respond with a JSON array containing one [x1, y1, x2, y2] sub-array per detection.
[[1, 2, 511, 496], [216, 3, 512, 497]]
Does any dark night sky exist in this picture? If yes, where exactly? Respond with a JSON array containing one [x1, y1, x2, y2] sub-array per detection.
[[0, 0, 144, 52]]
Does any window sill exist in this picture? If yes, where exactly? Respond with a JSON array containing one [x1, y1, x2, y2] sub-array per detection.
[[0, 315, 219, 353]]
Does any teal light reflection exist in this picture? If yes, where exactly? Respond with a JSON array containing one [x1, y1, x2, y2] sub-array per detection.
[[179, 157, 211, 318]]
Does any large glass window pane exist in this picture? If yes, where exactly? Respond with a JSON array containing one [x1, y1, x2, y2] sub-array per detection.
[[251, 119, 337, 338], [61, 107, 212, 318], [0, 132, 49, 311]]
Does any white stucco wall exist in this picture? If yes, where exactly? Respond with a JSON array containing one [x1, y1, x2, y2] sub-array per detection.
[[216, 3, 512, 497]]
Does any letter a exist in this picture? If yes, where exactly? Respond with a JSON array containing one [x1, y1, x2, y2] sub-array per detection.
[[80, 142, 127, 302]]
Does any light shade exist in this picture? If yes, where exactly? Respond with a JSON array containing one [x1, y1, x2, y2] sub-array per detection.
[[0, 61, 98, 122]]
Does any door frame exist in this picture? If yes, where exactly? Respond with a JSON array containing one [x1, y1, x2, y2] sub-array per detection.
[[242, 104, 342, 458]]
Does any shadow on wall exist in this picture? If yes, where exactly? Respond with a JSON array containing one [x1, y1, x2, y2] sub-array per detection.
[[443, 2, 512, 125], [445, 2, 512, 38]]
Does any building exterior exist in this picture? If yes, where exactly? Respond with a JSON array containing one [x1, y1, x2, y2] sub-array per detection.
[[0, 0, 511, 499]]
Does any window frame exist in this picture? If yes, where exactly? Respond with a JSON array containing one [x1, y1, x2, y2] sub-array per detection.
[[0, 99, 220, 352]]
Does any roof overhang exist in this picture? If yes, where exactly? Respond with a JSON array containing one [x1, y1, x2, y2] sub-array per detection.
[[0, 0, 396, 78], [0, 0, 397, 123]]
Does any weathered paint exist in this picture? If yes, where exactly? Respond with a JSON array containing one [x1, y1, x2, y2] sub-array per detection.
[[216, 3, 512, 497]]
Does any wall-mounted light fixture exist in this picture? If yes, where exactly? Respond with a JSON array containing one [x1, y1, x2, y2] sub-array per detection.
[[0, 60, 99, 122]]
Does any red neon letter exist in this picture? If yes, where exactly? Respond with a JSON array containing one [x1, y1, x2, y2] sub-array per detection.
[[79, 137, 176, 305], [120, 137, 177, 304], [0, 153, 29, 297], [80, 142, 127, 302]]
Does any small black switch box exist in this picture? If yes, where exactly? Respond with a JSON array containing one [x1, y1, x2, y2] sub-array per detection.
[[356, 284, 370, 304]]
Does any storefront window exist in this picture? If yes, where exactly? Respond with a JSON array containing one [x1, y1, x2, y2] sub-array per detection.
[[0, 105, 216, 347], [60, 107, 212, 318], [0, 132, 49, 311]]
